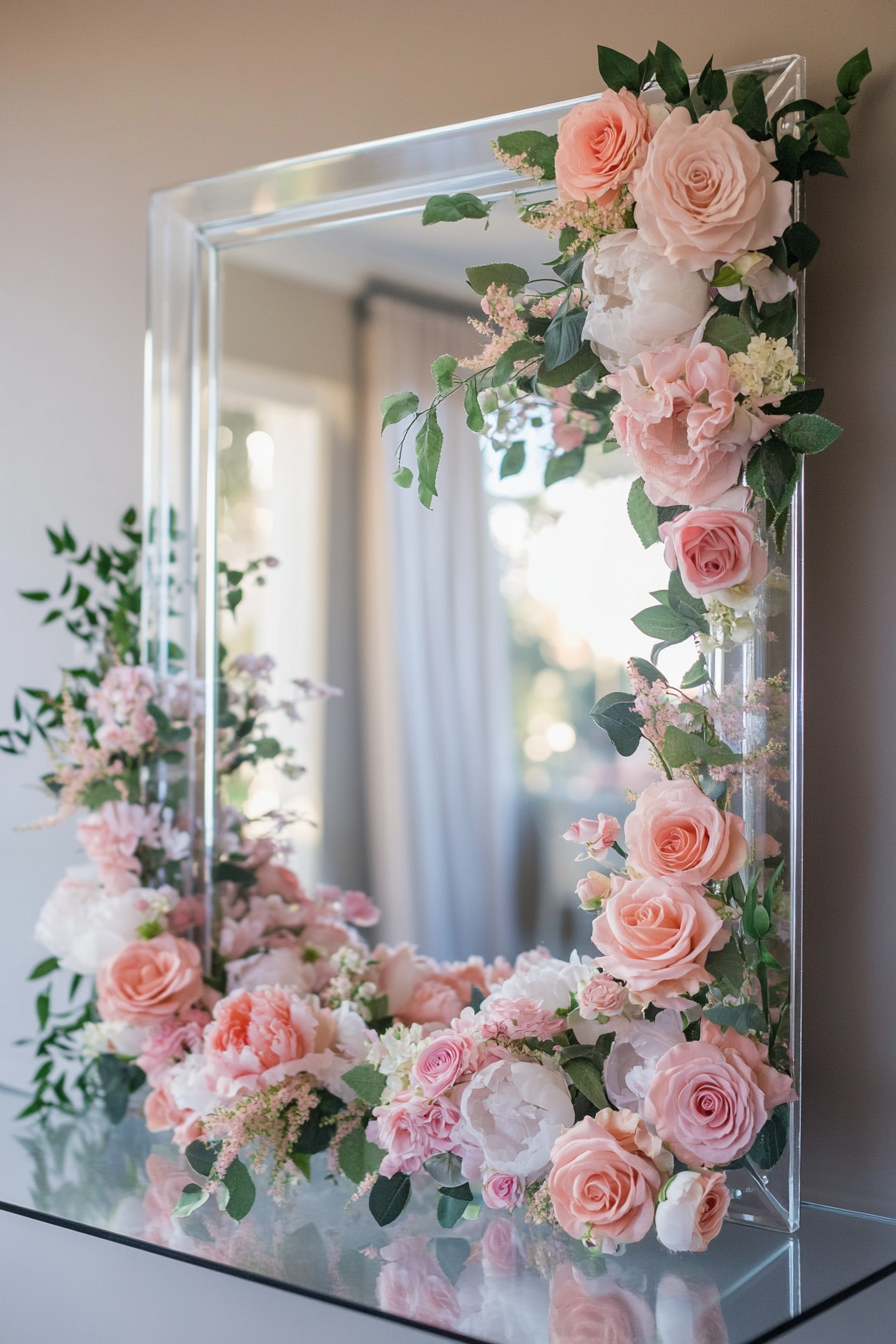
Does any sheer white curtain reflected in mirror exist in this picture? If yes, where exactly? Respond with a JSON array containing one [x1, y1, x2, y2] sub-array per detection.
[[361, 293, 518, 960]]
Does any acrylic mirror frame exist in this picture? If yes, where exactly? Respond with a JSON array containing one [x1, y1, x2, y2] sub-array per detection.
[[142, 54, 805, 1233]]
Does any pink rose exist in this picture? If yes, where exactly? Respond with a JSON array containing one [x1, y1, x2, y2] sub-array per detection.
[[370, 943, 431, 1016], [576, 871, 612, 910], [368, 1092, 461, 1177], [655, 1169, 731, 1252], [482, 1170, 526, 1211], [577, 972, 627, 1019], [631, 108, 793, 271], [410, 1031, 474, 1097], [547, 1114, 662, 1250], [144, 1080, 192, 1134], [701, 1019, 796, 1111], [625, 778, 748, 884], [591, 874, 725, 1008], [97, 934, 203, 1026], [203, 985, 326, 1099], [336, 888, 380, 927], [556, 91, 651, 205], [644, 1038, 770, 1167], [549, 1264, 656, 1344], [252, 862, 305, 902], [481, 1217, 524, 1272], [396, 979, 466, 1031], [660, 499, 767, 601], [562, 814, 621, 860]]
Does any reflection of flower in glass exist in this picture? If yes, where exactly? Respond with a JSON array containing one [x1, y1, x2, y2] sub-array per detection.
[[548, 1264, 655, 1344], [655, 1276, 730, 1344], [377, 1241, 461, 1329]]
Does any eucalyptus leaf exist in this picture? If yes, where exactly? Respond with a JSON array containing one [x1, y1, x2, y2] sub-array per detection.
[[423, 1152, 464, 1187], [172, 1184, 209, 1218], [631, 606, 691, 643], [590, 692, 643, 758], [186, 1140, 220, 1179], [222, 1157, 256, 1221]]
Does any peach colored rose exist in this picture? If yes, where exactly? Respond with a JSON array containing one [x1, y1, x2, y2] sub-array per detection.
[[594, 1105, 673, 1176], [549, 1264, 656, 1344], [701, 1019, 795, 1110], [203, 985, 327, 1099], [625, 778, 748, 884], [144, 1080, 192, 1134], [591, 875, 725, 1007], [660, 499, 767, 601], [655, 1169, 731, 1252], [547, 1114, 662, 1250], [577, 972, 627, 1019], [644, 1038, 771, 1167], [632, 108, 793, 271], [97, 934, 203, 1026], [556, 91, 651, 205]]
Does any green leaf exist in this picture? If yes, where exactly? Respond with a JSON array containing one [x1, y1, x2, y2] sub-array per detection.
[[748, 1105, 789, 1169], [465, 263, 529, 296], [437, 1194, 469, 1229], [801, 149, 848, 178], [703, 1002, 766, 1035], [28, 957, 60, 981], [662, 725, 739, 769], [172, 1183, 209, 1218], [681, 656, 709, 689], [757, 295, 796, 341], [435, 1238, 470, 1284], [380, 391, 419, 434], [695, 56, 727, 113], [537, 342, 598, 388], [293, 1089, 346, 1154], [705, 943, 746, 996], [254, 736, 281, 759], [469, 984, 486, 1012], [837, 48, 872, 101], [597, 45, 641, 93], [19, 590, 50, 602], [222, 1157, 256, 1221], [544, 445, 585, 487], [464, 379, 485, 434], [185, 1140, 220, 1178], [631, 606, 691, 642], [703, 313, 753, 356], [782, 221, 820, 271], [342, 1062, 386, 1108], [778, 414, 842, 455], [814, 108, 850, 158], [500, 440, 526, 479], [732, 78, 769, 138], [369, 1172, 412, 1227], [746, 439, 797, 511], [653, 40, 690, 105], [590, 692, 644, 758], [543, 307, 587, 371], [339, 1127, 386, 1184], [392, 466, 413, 488], [35, 992, 50, 1031], [564, 1057, 609, 1110], [776, 387, 823, 416], [415, 408, 443, 506], [627, 477, 660, 547], [494, 129, 558, 180], [423, 1152, 464, 1186], [493, 339, 542, 386], [629, 657, 667, 686], [438, 1182, 473, 1203], [95, 1055, 145, 1124], [212, 860, 256, 886], [431, 354, 458, 395], [422, 192, 491, 225]]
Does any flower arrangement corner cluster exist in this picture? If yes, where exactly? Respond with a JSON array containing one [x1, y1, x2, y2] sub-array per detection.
[[10, 37, 869, 1262]]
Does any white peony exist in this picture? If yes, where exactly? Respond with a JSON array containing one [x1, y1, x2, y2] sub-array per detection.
[[167, 1053, 219, 1119], [483, 956, 581, 1015], [455, 1059, 575, 1179], [34, 867, 170, 975], [604, 1010, 686, 1113], [225, 947, 317, 996], [582, 230, 712, 372]]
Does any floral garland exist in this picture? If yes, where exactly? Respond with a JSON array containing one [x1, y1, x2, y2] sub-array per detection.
[[10, 41, 870, 1258]]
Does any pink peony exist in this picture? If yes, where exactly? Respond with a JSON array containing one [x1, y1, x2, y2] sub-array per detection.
[[88, 664, 158, 756], [547, 1114, 663, 1249], [625, 778, 748, 884], [97, 934, 203, 1026], [482, 1170, 526, 1211], [410, 1031, 475, 1097], [591, 874, 725, 1008], [660, 493, 767, 600], [556, 91, 652, 205], [137, 1015, 207, 1086], [655, 1169, 731, 1252], [203, 985, 327, 1099], [480, 997, 565, 1042], [562, 814, 621, 860], [368, 1092, 462, 1178], [77, 801, 161, 895], [631, 108, 793, 271], [577, 971, 628, 1019]]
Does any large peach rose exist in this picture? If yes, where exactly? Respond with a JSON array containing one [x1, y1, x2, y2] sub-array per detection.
[[96, 934, 203, 1026], [549, 1264, 656, 1344], [632, 107, 793, 271], [659, 493, 767, 601], [547, 1114, 662, 1249], [203, 984, 328, 1099], [625, 779, 748, 884], [591, 875, 725, 1007], [556, 91, 651, 205], [644, 1038, 770, 1167]]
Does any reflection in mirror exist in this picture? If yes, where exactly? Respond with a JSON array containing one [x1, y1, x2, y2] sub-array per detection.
[[216, 197, 697, 962]]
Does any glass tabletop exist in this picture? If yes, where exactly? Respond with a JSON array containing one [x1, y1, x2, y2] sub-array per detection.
[[1, 1086, 894, 1344]]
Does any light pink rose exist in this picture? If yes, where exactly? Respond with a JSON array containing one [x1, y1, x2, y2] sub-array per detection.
[[562, 814, 621, 860], [166, 897, 205, 935], [203, 985, 328, 1099], [480, 997, 566, 1041], [576, 871, 612, 910], [701, 1019, 795, 1111], [376, 1247, 460, 1329], [410, 1031, 474, 1097], [367, 1091, 462, 1178], [549, 1264, 656, 1344], [655, 1169, 731, 1252], [556, 91, 651, 205], [395, 959, 488, 1030], [252, 862, 305, 902], [631, 107, 793, 271], [97, 934, 203, 1026], [481, 1217, 524, 1272], [482, 1170, 526, 1211], [660, 500, 767, 601], [591, 874, 725, 1008], [547, 1114, 662, 1249], [137, 1015, 207, 1086], [644, 1038, 770, 1167], [144, 1080, 193, 1134], [577, 972, 627, 1019], [77, 802, 161, 895], [625, 778, 748, 884], [370, 943, 431, 1015], [551, 405, 586, 452]]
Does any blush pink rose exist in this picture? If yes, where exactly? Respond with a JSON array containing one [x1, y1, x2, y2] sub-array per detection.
[[556, 91, 652, 205], [577, 972, 628, 1019], [203, 985, 326, 1099], [631, 107, 793, 271], [410, 1031, 474, 1097], [482, 1170, 526, 1211], [562, 814, 621, 860], [144, 1080, 192, 1134], [644, 1038, 769, 1166], [368, 1092, 462, 1177], [335, 888, 380, 927], [547, 1114, 662, 1250], [701, 1019, 796, 1110], [376, 1246, 461, 1329], [625, 778, 748, 884], [660, 500, 767, 600], [591, 874, 725, 1007], [97, 934, 203, 1026]]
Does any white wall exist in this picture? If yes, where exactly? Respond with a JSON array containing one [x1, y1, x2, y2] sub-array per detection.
[[1, 0, 894, 1212]]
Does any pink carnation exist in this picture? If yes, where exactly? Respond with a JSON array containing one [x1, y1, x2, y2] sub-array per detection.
[[77, 801, 163, 895], [368, 1092, 462, 1178], [203, 985, 327, 1100], [480, 997, 566, 1042]]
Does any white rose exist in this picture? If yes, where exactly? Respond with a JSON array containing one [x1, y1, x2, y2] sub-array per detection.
[[456, 1059, 574, 1179], [484, 957, 580, 1015], [582, 230, 712, 372], [604, 1010, 686, 1113], [34, 867, 159, 974], [225, 947, 317, 996]]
